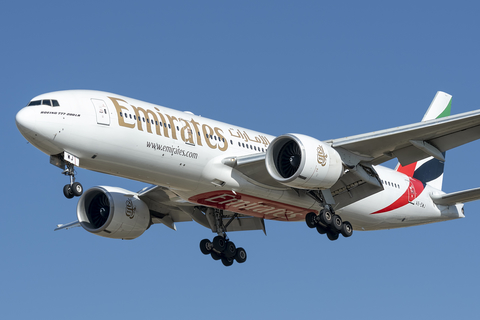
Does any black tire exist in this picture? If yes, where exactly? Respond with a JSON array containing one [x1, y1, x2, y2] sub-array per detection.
[[224, 241, 237, 258], [341, 221, 353, 238], [332, 214, 343, 232], [319, 209, 332, 225], [305, 212, 317, 228], [211, 251, 221, 260], [200, 239, 213, 255], [221, 257, 234, 267], [72, 182, 83, 197], [63, 184, 74, 199], [316, 224, 327, 234], [235, 247, 247, 263], [326, 230, 339, 241], [212, 236, 226, 252]]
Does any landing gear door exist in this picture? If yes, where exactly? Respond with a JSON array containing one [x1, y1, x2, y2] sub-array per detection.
[[91, 99, 110, 125]]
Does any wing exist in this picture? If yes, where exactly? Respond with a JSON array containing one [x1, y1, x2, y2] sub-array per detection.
[[55, 185, 266, 233], [224, 108, 480, 210], [138, 185, 266, 233], [327, 109, 480, 167]]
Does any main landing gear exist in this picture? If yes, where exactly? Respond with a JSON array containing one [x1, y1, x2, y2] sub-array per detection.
[[199, 237, 247, 266], [305, 205, 353, 241], [199, 208, 247, 266], [62, 162, 83, 199]]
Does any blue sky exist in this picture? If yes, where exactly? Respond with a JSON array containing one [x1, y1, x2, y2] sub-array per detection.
[[2, 1, 480, 319]]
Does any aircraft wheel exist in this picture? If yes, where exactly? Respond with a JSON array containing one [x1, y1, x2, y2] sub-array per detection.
[[331, 214, 343, 232], [211, 251, 221, 261], [305, 212, 317, 228], [213, 236, 226, 252], [320, 209, 333, 225], [63, 184, 74, 199], [224, 241, 237, 258], [235, 247, 247, 263], [326, 230, 339, 241], [221, 256, 234, 267], [341, 221, 353, 238], [316, 224, 327, 234], [200, 239, 213, 255], [72, 182, 83, 197]]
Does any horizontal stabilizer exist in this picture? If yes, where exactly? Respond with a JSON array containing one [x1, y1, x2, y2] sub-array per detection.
[[431, 187, 480, 206]]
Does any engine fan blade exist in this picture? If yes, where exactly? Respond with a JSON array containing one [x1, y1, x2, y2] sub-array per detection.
[[87, 193, 110, 229], [277, 140, 301, 178]]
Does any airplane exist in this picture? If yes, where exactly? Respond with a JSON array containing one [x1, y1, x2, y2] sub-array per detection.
[[15, 90, 480, 266]]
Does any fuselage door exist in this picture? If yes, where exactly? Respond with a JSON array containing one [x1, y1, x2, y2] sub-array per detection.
[[91, 99, 110, 125]]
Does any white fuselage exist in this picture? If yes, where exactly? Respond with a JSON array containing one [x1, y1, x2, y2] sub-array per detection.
[[15, 90, 464, 231]]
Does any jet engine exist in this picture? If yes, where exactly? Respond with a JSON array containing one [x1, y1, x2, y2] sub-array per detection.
[[265, 134, 343, 189], [77, 186, 150, 240]]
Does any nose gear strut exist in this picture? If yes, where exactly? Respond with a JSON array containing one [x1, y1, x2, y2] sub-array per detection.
[[62, 162, 83, 199], [52, 152, 83, 199]]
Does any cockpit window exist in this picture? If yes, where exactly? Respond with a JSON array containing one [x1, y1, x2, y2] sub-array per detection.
[[28, 99, 60, 107], [28, 100, 41, 106]]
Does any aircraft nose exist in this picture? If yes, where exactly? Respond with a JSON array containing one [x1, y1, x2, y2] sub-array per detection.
[[16, 106, 63, 155], [15, 107, 36, 137]]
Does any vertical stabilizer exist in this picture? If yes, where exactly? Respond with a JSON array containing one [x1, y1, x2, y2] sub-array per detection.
[[396, 92, 452, 190]]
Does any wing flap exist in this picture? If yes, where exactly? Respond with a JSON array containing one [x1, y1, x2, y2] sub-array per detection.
[[431, 187, 480, 206]]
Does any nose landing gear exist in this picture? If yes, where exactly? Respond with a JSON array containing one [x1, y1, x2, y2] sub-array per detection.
[[53, 152, 83, 199], [62, 162, 83, 199]]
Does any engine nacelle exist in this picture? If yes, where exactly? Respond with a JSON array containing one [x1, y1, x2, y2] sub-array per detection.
[[265, 134, 343, 189], [77, 186, 150, 240]]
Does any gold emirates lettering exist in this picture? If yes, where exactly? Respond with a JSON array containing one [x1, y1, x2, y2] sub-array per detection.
[[109, 97, 228, 151]]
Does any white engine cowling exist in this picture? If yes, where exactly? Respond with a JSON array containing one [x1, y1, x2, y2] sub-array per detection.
[[77, 186, 150, 240], [265, 134, 343, 189]]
